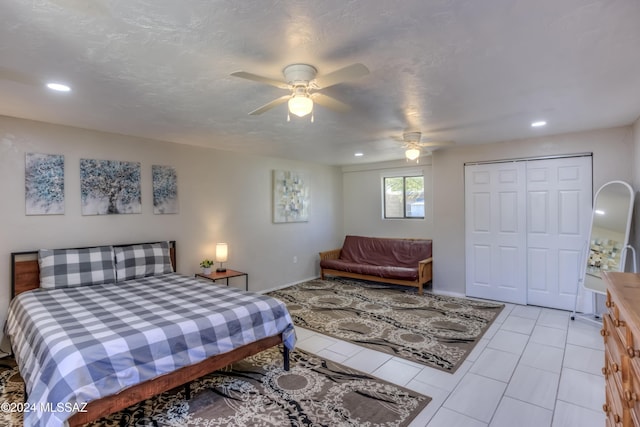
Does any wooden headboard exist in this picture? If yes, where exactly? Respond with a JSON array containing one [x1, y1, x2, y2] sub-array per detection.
[[11, 241, 177, 298]]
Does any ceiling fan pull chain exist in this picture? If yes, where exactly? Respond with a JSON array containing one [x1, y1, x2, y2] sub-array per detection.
[[287, 111, 291, 122], [311, 111, 314, 123]]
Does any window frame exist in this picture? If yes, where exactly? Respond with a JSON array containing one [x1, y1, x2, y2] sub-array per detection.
[[382, 173, 425, 220]]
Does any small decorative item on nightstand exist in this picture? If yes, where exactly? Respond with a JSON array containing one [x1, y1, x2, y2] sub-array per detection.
[[200, 259, 214, 275]]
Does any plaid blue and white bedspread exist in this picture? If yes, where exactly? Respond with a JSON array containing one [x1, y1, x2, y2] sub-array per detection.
[[5, 273, 296, 427]]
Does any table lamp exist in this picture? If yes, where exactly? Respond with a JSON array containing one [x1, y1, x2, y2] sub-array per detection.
[[215, 243, 228, 272]]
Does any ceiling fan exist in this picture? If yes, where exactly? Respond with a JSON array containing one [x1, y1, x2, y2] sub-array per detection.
[[394, 131, 454, 162], [230, 63, 369, 120]]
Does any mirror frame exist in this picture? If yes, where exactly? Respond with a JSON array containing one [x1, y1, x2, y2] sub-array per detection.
[[582, 180, 635, 294]]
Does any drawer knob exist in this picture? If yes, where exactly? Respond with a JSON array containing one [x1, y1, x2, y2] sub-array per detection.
[[612, 363, 620, 372], [625, 390, 638, 402], [614, 318, 626, 327], [603, 403, 610, 413], [627, 347, 640, 358], [602, 366, 610, 376], [601, 328, 609, 337], [614, 414, 621, 423]]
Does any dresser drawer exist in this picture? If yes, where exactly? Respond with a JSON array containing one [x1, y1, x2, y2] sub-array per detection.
[[604, 350, 623, 396], [604, 313, 633, 426], [607, 289, 640, 360], [604, 314, 627, 366], [606, 379, 626, 426], [625, 358, 640, 424]]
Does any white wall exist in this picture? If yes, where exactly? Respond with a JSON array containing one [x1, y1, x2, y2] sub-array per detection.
[[342, 158, 433, 239], [0, 115, 344, 330], [630, 117, 640, 270], [433, 126, 633, 295]]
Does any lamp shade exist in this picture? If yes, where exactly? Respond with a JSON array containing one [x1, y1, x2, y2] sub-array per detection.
[[215, 243, 228, 262], [288, 96, 313, 117], [405, 148, 420, 161]]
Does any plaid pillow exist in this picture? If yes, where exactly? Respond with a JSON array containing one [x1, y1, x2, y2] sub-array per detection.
[[39, 246, 116, 289], [114, 241, 173, 282]]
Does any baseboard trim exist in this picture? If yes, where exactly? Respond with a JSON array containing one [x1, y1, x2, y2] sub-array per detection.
[[431, 289, 466, 298]]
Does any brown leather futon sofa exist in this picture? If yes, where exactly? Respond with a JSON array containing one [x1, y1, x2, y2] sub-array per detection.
[[319, 235, 433, 294]]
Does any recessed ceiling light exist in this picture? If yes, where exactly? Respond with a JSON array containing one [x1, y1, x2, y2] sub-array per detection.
[[531, 121, 547, 127], [46, 83, 71, 92], [595, 210, 605, 215], [354, 152, 364, 157]]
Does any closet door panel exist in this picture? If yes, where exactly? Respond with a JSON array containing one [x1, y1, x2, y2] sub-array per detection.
[[526, 157, 592, 310], [465, 163, 527, 304]]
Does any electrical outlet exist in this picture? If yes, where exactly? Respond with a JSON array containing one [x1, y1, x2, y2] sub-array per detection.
[[293, 256, 298, 264]]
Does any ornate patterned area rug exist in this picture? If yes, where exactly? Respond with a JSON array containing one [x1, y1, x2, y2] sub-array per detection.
[[268, 278, 505, 373], [0, 346, 429, 427]]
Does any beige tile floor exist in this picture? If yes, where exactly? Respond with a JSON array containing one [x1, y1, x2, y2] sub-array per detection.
[[294, 301, 605, 427]]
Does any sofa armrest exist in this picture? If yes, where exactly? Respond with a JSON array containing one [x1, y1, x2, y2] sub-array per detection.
[[418, 257, 433, 283], [319, 248, 341, 261]]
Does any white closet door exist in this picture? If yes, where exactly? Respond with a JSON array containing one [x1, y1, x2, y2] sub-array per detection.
[[526, 157, 592, 310], [465, 162, 527, 304]]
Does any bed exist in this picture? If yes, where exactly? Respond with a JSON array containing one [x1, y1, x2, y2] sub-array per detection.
[[6, 241, 296, 427]]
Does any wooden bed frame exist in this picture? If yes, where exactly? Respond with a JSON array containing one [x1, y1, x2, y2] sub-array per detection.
[[10, 241, 290, 426]]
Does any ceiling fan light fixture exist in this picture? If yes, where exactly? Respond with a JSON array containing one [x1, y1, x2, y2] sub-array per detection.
[[288, 95, 313, 117], [405, 147, 420, 161]]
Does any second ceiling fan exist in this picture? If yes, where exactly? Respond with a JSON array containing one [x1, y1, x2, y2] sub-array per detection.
[[395, 131, 454, 161], [231, 63, 369, 120]]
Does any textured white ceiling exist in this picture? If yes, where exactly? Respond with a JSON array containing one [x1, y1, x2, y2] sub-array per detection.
[[1, 0, 639, 165]]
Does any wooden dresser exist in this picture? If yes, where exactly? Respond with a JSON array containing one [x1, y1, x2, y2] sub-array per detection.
[[602, 272, 640, 426]]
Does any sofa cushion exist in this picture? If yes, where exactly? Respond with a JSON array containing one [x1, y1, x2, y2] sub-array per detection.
[[320, 259, 418, 281], [339, 235, 432, 268]]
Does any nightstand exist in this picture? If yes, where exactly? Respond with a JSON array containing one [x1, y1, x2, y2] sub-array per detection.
[[195, 269, 248, 291]]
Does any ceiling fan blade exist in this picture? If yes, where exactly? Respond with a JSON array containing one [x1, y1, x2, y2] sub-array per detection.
[[314, 63, 370, 89], [418, 140, 455, 148], [310, 93, 351, 112], [231, 71, 289, 89], [0, 67, 42, 87], [248, 95, 290, 115]]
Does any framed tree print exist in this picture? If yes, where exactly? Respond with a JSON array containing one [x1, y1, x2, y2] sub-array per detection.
[[25, 153, 64, 215], [80, 159, 141, 215], [152, 165, 178, 214]]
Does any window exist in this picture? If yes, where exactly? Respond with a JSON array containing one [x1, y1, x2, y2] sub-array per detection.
[[383, 175, 424, 219]]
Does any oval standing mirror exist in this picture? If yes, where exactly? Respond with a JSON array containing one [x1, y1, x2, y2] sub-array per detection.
[[572, 180, 634, 320]]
